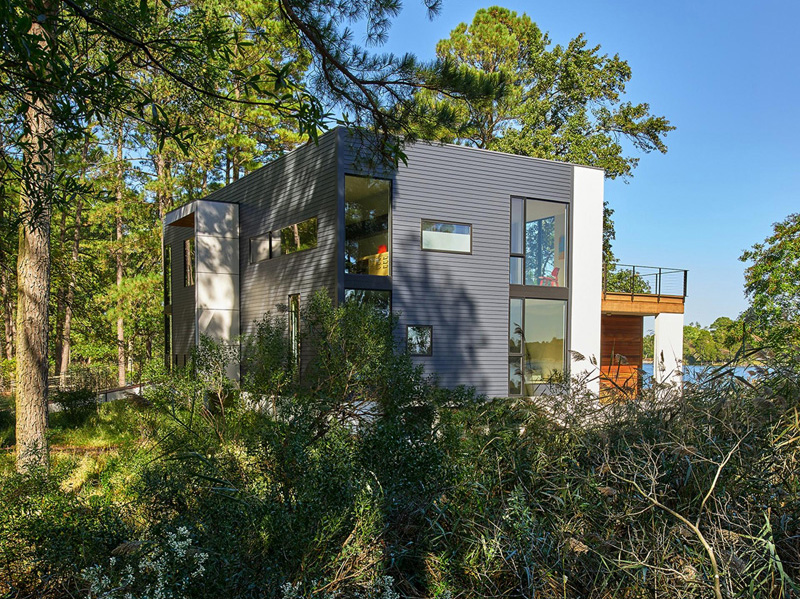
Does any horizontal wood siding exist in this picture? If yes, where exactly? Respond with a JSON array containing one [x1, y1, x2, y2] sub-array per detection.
[[204, 132, 338, 348], [164, 224, 195, 364], [342, 136, 573, 397]]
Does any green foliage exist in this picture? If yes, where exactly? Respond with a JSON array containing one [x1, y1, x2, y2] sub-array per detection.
[[740, 212, 800, 351], [421, 6, 673, 179], [643, 318, 747, 364], [1, 301, 798, 598]]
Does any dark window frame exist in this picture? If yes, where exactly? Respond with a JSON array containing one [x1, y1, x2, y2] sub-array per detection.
[[288, 294, 301, 375], [184, 237, 195, 287], [507, 297, 569, 396], [406, 324, 433, 357], [420, 219, 473, 255], [249, 234, 271, 264], [509, 197, 569, 289], [343, 173, 392, 277]]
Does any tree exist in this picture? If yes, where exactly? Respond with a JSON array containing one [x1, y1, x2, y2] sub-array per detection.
[[740, 213, 800, 350], [420, 6, 674, 262], [2, 0, 493, 472]]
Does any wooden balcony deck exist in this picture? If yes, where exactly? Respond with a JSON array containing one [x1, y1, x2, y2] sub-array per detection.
[[601, 292, 685, 316]]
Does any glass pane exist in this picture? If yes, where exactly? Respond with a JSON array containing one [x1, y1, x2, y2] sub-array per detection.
[[345, 176, 391, 275], [250, 235, 271, 263], [421, 220, 471, 253], [509, 357, 522, 395], [407, 325, 432, 356], [510, 198, 524, 255], [184, 238, 195, 287], [280, 217, 318, 255], [509, 256, 523, 285], [523, 299, 566, 389], [524, 200, 567, 287], [289, 295, 300, 372], [164, 245, 172, 305], [509, 298, 523, 354], [344, 289, 391, 316]]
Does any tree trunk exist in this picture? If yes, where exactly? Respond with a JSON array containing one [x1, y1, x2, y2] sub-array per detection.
[[0, 181, 15, 363], [16, 4, 55, 472], [115, 128, 125, 388]]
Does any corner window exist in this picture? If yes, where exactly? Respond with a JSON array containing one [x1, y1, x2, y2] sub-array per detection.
[[421, 220, 472, 253], [184, 238, 195, 287], [510, 198, 568, 287], [407, 325, 433, 356], [345, 175, 390, 275], [278, 217, 318, 256], [509, 298, 566, 395], [344, 289, 391, 317]]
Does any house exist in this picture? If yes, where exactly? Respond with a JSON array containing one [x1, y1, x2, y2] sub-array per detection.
[[163, 128, 686, 398]]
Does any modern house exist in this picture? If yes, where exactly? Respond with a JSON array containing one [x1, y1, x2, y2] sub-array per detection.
[[163, 128, 686, 398]]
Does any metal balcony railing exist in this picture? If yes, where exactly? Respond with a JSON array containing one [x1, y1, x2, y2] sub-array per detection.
[[603, 263, 688, 300]]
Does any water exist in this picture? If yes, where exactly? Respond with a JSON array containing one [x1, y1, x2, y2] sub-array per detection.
[[640, 362, 755, 383]]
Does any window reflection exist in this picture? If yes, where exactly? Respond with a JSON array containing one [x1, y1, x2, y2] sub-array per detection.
[[525, 200, 567, 287], [345, 176, 391, 275]]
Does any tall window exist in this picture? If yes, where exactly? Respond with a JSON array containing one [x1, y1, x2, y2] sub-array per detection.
[[510, 199, 568, 287], [345, 175, 391, 275], [289, 294, 300, 374], [509, 298, 567, 395], [164, 245, 172, 305], [184, 238, 195, 287]]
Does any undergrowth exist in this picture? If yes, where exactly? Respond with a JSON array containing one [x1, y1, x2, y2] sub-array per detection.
[[1, 292, 798, 598]]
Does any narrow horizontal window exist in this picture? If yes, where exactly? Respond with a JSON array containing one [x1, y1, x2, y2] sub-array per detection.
[[421, 220, 472, 253], [407, 325, 433, 356], [278, 216, 318, 256], [249, 235, 271, 263]]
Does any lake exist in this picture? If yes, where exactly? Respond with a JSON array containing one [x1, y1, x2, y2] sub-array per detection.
[[640, 362, 755, 383]]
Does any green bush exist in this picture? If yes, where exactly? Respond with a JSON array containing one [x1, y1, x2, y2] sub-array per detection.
[[1, 294, 798, 598]]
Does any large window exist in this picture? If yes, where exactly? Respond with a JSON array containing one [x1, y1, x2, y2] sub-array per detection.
[[510, 199, 568, 287], [509, 298, 567, 395], [164, 245, 172, 305], [345, 175, 390, 275], [421, 220, 472, 253]]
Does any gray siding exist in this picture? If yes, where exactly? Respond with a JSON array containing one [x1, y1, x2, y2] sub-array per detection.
[[204, 131, 339, 343], [164, 224, 196, 364], [342, 136, 573, 397]]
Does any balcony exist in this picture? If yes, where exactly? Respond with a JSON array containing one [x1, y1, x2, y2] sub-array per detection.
[[602, 263, 687, 316]]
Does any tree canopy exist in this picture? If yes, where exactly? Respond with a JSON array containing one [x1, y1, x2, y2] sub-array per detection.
[[740, 212, 800, 349], [420, 6, 674, 180]]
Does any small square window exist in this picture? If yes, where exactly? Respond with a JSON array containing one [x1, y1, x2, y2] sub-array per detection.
[[407, 325, 433, 356]]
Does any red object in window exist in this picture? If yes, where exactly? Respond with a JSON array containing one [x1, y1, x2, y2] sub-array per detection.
[[378, 244, 388, 254]]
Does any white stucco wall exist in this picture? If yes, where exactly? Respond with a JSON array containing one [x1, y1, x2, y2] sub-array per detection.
[[194, 201, 240, 379], [569, 166, 604, 394], [654, 312, 684, 391]]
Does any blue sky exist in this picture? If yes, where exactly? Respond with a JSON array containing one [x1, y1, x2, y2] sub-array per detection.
[[373, 0, 800, 326]]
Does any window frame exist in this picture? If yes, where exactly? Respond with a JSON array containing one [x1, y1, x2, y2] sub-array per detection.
[[507, 297, 568, 396], [420, 219, 473, 255], [406, 324, 434, 357], [343, 173, 392, 277], [184, 237, 195, 287], [249, 234, 271, 264], [509, 197, 569, 289]]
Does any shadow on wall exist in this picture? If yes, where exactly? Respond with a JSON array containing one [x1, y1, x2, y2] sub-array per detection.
[[392, 227, 487, 394]]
